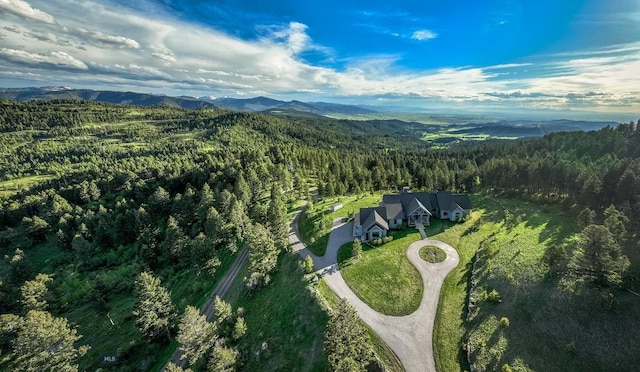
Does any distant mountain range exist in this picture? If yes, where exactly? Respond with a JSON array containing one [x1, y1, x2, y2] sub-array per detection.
[[0, 87, 620, 137], [0, 87, 375, 116]]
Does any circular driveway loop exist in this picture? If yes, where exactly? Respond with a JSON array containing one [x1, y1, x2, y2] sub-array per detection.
[[289, 211, 460, 372]]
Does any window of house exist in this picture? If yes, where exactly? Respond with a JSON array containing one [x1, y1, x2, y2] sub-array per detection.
[[372, 231, 380, 238]]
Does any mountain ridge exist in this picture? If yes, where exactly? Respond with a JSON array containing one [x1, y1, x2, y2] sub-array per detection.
[[0, 87, 375, 116]]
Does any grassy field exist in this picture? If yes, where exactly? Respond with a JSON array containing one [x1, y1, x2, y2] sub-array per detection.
[[298, 193, 382, 256], [420, 246, 447, 263], [337, 229, 423, 316], [231, 253, 330, 371], [434, 195, 640, 372], [0, 174, 56, 197]]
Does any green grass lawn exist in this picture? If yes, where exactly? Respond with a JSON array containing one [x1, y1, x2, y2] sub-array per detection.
[[420, 246, 447, 263], [298, 193, 382, 256], [434, 194, 640, 372], [337, 229, 423, 316]]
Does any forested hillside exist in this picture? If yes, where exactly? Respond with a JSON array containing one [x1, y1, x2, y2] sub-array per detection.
[[0, 100, 638, 370]]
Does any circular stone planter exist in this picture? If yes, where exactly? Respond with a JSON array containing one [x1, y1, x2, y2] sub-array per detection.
[[419, 245, 447, 263]]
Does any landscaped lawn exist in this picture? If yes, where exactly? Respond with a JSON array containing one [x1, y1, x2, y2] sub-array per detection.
[[337, 229, 423, 316], [420, 245, 447, 263], [298, 193, 382, 256]]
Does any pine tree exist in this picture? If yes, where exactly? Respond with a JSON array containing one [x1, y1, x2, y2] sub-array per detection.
[[208, 344, 238, 372], [569, 225, 630, 287], [234, 172, 251, 207], [20, 273, 52, 311], [177, 306, 217, 367], [232, 317, 247, 340], [213, 296, 233, 330], [162, 216, 185, 261], [244, 223, 279, 289], [10, 310, 90, 371], [324, 299, 372, 371], [133, 272, 176, 342], [577, 207, 595, 229], [603, 205, 629, 242], [267, 184, 289, 248]]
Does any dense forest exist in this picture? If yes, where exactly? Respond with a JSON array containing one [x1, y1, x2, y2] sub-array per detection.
[[0, 100, 638, 371]]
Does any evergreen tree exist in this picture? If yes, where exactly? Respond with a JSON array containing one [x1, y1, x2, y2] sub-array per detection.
[[20, 273, 52, 312], [10, 310, 90, 371], [267, 184, 289, 248], [162, 216, 185, 262], [177, 306, 217, 367], [232, 317, 247, 340], [133, 272, 176, 342], [212, 296, 233, 330], [207, 344, 238, 372], [165, 362, 193, 372], [324, 299, 372, 371], [577, 207, 595, 230], [603, 205, 629, 242], [149, 186, 171, 215], [569, 225, 630, 287], [234, 172, 251, 207], [244, 223, 279, 289]]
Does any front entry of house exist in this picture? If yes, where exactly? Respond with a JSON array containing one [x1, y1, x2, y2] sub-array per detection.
[[366, 225, 386, 242], [408, 210, 430, 226]]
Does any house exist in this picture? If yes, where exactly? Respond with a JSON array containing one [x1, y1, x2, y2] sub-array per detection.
[[353, 190, 472, 242], [353, 207, 388, 242]]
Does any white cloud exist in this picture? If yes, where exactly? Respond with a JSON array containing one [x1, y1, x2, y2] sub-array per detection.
[[0, 0, 55, 24], [77, 28, 140, 48], [0, 48, 88, 69], [411, 29, 437, 41], [0, 0, 637, 113], [279, 21, 309, 54]]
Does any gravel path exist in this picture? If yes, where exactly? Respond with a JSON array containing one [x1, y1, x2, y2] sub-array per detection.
[[289, 208, 459, 372]]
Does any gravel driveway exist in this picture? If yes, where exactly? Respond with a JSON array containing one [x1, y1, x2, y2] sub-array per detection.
[[289, 209, 459, 372]]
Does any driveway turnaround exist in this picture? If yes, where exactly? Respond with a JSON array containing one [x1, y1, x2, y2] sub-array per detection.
[[289, 209, 459, 372]]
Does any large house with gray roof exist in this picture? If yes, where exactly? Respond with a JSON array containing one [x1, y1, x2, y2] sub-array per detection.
[[353, 190, 472, 242]]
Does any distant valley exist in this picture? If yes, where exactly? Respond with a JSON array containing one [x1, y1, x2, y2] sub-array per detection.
[[0, 87, 620, 142]]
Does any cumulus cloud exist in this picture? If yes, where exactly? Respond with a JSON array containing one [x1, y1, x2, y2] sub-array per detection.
[[0, 48, 88, 69], [411, 29, 437, 41], [0, 0, 55, 24]]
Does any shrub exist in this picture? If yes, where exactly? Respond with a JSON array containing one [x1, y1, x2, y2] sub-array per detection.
[[382, 236, 393, 244], [502, 364, 512, 372], [500, 317, 510, 327], [566, 341, 576, 354], [310, 237, 316, 244], [301, 256, 314, 274], [372, 238, 382, 246], [487, 289, 502, 303], [352, 239, 362, 260]]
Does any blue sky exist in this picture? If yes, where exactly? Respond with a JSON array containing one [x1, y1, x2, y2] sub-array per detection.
[[0, 0, 639, 115]]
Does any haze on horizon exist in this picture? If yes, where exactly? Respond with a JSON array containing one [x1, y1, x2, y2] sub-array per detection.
[[0, 0, 639, 117]]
